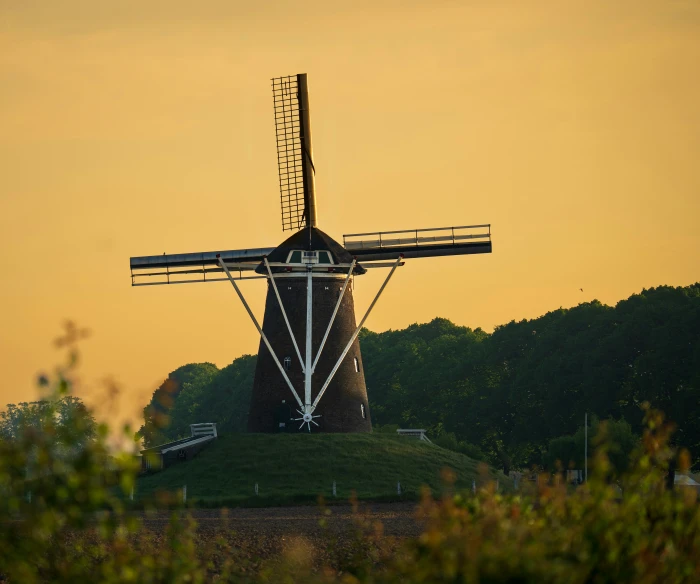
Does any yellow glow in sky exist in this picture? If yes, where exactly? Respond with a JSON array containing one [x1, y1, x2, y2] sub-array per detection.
[[1, 0, 699, 427]]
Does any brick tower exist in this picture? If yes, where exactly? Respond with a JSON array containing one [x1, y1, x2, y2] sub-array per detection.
[[247, 228, 371, 432]]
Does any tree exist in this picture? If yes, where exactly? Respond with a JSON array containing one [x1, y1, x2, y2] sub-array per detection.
[[136, 358, 256, 447], [0, 396, 96, 446], [188, 355, 256, 433], [136, 363, 218, 447], [545, 417, 638, 477]]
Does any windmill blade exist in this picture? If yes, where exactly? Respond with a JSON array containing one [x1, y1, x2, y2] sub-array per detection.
[[129, 247, 274, 286], [343, 225, 491, 262], [272, 73, 317, 231]]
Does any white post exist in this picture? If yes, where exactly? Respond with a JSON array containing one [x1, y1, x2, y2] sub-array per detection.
[[397, 481, 402, 496], [130, 486, 134, 501], [472, 479, 476, 494], [255, 482, 259, 496], [183, 485, 187, 504], [305, 267, 313, 411], [27, 491, 31, 504], [332, 480, 337, 497], [584, 413, 588, 483]]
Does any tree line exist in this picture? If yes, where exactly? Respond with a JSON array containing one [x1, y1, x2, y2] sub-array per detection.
[[137, 283, 700, 473]]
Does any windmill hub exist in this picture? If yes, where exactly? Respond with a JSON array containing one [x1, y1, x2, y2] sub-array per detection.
[[129, 73, 493, 434]]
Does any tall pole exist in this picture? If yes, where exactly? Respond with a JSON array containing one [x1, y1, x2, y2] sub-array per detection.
[[305, 266, 313, 411], [584, 412, 588, 483]]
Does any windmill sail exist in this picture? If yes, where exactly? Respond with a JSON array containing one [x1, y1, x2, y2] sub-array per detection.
[[272, 73, 317, 231], [129, 247, 274, 286], [343, 225, 491, 261]]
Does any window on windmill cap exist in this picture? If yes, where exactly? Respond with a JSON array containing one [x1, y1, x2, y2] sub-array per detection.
[[302, 251, 318, 262], [287, 250, 333, 264]]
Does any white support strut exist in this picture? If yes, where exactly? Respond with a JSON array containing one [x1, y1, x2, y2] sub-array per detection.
[[264, 257, 305, 373], [305, 267, 313, 410], [311, 259, 356, 373], [311, 255, 403, 412], [216, 255, 304, 410]]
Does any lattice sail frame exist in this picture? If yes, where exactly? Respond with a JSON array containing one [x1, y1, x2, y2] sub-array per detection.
[[272, 75, 306, 231]]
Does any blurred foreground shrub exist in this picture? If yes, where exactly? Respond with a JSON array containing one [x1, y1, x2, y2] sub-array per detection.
[[357, 408, 700, 584], [1, 333, 699, 583], [0, 333, 207, 583], [265, 409, 700, 584]]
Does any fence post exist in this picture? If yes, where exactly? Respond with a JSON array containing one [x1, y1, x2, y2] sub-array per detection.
[[332, 480, 336, 497], [255, 483, 259, 496], [397, 481, 402, 496], [183, 485, 187, 504], [472, 479, 476, 494], [130, 486, 134, 501]]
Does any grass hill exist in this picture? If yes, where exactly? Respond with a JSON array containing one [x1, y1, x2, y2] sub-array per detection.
[[136, 433, 509, 506]]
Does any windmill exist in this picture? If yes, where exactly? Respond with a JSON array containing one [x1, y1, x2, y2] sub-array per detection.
[[130, 73, 492, 433]]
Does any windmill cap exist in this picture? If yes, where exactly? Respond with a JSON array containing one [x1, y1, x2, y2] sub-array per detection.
[[256, 227, 366, 275]]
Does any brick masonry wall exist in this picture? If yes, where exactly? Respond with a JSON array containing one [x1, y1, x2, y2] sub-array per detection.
[[248, 277, 372, 433]]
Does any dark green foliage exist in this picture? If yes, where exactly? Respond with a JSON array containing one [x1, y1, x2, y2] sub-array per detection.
[[137, 357, 255, 447], [191, 355, 256, 434], [361, 284, 700, 471], [432, 432, 487, 462], [0, 395, 96, 445], [545, 433, 579, 470], [359, 317, 489, 435], [373, 423, 400, 434], [137, 362, 219, 447], [545, 417, 638, 475]]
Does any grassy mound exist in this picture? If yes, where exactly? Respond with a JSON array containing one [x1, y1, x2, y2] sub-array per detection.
[[136, 433, 508, 506]]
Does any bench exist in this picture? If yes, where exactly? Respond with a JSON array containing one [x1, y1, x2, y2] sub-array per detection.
[[396, 429, 432, 444], [141, 422, 218, 471], [190, 423, 217, 438]]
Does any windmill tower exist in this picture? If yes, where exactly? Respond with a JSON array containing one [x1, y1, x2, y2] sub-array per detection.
[[130, 73, 492, 433]]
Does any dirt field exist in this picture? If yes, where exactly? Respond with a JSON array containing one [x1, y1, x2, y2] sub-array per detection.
[[138, 502, 423, 573], [141, 502, 420, 536]]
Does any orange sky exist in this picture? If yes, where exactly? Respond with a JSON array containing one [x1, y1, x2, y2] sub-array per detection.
[[1, 0, 699, 428]]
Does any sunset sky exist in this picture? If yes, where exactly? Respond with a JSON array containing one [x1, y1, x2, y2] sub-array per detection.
[[1, 0, 698, 428]]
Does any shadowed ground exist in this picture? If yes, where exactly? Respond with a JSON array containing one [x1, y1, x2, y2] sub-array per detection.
[[136, 433, 509, 505]]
